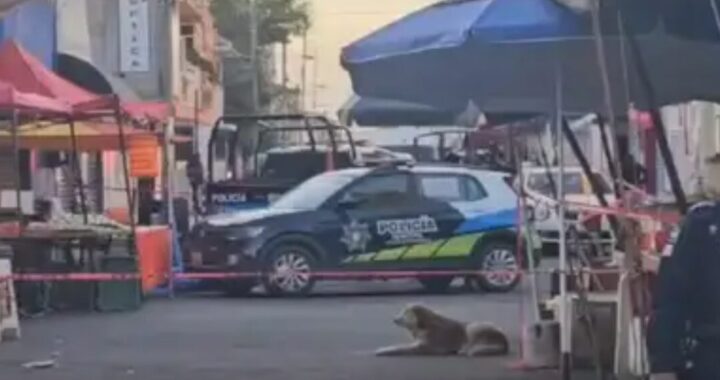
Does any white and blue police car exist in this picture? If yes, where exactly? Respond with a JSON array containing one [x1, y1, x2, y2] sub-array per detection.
[[185, 163, 541, 296]]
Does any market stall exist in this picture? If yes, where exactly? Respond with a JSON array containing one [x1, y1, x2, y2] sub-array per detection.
[[0, 39, 174, 314], [0, 78, 70, 341]]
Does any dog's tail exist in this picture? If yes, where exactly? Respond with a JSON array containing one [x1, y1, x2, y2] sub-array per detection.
[[465, 323, 510, 357], [374, 343, 424, 357]]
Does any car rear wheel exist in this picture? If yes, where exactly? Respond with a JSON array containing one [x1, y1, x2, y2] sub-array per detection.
[[476, 241, 521, 293], [418, 276, 454, 293], [262, 244, 317, 297]]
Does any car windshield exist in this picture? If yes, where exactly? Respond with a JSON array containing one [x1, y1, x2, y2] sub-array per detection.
[[271, 171, 359, 210]]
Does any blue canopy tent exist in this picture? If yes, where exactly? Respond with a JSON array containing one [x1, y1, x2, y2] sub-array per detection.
[[341, 0, 720, 114]]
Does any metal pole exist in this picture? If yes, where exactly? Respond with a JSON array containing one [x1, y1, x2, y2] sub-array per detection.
[[165, 0, 179, 297], [281, 42, 288, 87], [513, 131, 541, 324], [115, 109, 138, 255], [596, 114, 620, 197], [193, 90, 200, 153], [301, 29, 308, 111], [620, 5, 687, 214], [164, 117, 177, 297], [69, 120, 89, 224], [556, 69, 572, 380], [312, 47, 319, 110], [249, 0, 260, 111], [10, 110, 21, 225]]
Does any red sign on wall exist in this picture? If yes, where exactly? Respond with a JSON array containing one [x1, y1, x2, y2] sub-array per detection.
[[129, 135, 159, 178]]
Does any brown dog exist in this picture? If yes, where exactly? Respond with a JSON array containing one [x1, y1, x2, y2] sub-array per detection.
[[375, 304, 510, 357]]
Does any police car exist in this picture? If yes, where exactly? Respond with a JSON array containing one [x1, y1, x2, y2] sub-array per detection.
[[185, 164, 541, 296]]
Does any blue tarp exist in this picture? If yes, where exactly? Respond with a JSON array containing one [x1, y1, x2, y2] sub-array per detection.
[[0, 0, 56, 68]]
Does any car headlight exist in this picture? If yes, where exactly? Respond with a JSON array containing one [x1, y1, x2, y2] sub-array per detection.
[[225, 226, 265, 242]]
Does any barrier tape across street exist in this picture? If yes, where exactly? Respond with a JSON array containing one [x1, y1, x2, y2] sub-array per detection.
[[567, 201, 681, 225], [0, 267, 626, 283], [0, 201, 669, 284]]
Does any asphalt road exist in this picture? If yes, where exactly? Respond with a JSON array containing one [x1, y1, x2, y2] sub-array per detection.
[[0, 280, 593, 380]]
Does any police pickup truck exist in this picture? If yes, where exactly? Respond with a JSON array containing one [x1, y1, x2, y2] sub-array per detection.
[[185, 164, 541, 296]]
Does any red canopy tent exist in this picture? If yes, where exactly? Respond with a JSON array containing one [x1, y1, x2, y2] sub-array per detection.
[[0, 80, 70, 114], [0, 78, 72, 222], [0, 40, 151, 236], [0, 41, 113, 110], [0, 40, 169, 122]]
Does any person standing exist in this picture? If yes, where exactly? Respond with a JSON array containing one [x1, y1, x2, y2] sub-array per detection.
[[647, 201, 720, 380], [186, 153, 205, 216]]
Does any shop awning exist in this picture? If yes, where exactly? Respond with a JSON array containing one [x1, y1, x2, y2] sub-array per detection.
[[0, 80, 70, 114], [0, 121, 160, 151]]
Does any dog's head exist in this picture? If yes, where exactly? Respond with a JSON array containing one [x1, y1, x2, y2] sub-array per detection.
[[393, 303, 434, 331]]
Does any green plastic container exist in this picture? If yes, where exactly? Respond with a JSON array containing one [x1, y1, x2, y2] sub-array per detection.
[[95, 255, 142, 312]]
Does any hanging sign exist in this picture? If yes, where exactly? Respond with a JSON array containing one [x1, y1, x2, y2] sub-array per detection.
[[119, 0, 150, 72], [129, 135, 159, 178]]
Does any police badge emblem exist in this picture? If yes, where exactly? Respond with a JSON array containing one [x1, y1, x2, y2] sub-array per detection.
[[341, 220, 371, 253]]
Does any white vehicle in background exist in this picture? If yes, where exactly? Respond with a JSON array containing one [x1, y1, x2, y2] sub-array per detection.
[[520, 165, 616, 257]]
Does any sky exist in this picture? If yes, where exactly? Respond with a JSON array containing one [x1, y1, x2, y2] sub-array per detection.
[[283, 0, 437, 117]]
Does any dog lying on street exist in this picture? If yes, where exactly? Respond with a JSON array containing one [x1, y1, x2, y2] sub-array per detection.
[[375, 304, 509, 357]]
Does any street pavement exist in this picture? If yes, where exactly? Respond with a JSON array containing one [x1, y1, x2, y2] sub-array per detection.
[[0, 280, 593, 380]]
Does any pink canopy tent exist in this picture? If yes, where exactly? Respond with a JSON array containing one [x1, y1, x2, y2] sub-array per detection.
[[0, 40, 114, 111], [0, 80, 70, 114], [0, 40, 163, 236], [0, 40, 168, 122], [0, 78, 71, 223]]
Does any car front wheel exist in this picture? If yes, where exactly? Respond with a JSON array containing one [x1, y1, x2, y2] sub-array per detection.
[[262, 244, 317, 297], [476, 241, 521, 292]]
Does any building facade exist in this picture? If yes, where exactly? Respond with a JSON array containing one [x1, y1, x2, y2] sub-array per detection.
[[56, 0, 223, 210]]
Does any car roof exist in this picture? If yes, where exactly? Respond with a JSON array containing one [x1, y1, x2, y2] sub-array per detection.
[[524, 166, 586, 173], [331, 163, 509, 179]]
